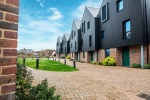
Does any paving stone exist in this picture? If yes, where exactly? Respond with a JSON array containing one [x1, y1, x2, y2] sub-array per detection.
[[29, 58, 150, 100]]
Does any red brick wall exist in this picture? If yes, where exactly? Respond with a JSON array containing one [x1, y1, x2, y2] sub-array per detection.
[[0, 0, 19, 99], [110, 48, 122, 66], [70, 52, 77, 60], [79, 52, 90, 63], [130, 45, 147, 67], [98, 50, 105, 62]]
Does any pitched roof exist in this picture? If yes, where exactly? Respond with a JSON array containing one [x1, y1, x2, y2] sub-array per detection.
[[58, 36, 62, 43], [86, 6, 99, 17], [74, 20, 81, 29], [64, 34, 70, 41]]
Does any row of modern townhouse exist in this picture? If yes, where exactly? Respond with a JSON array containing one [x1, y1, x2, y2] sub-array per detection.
[[56, 0, 150, 67]]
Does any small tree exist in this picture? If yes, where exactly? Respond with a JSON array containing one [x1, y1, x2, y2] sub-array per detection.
[[16, 64, 61, 100]]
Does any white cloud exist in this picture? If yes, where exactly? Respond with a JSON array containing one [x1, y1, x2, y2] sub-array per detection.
[[72, 0, 102, 19], [37, 0, 45, 7], [48, 8, 64, 20], [18, 15, 64, 51]]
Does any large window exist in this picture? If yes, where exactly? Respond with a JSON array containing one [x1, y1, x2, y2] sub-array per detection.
[[117, 0, 123, 11], [65, 47, 66, 52], [87, 21, 90, 29], [71, 30, 73, 39], [101, 3, 108, 22], [75, 41, 76, 50], [105, 49, 110, 57], [74, 31, 76, 37], [81, 39, 83, 46], [89, 35, 92, 47], [101, 31, 105, 39], [82, 22, 85, 33], [83, 21, 85, 33], [123, 20, 131, 39], [82, 23, 84, 33]]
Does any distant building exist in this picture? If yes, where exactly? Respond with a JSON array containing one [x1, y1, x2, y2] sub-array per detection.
[[18, 49, 34, 54]]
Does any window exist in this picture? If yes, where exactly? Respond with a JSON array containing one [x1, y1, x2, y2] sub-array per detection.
[[83, 52, 85, 58], [87, 21, 90, 29], [123, 20, 131, 39], [101, 31, 105, 39], [75, 41, 76, 50], [71, 30, 73, 39], [72, 53, 73, 57], [57, 43, 59, 46], [71, 43, 72, 48], [65, 47, 66, 52], [83, 21, 85, 33], [82, 23, 84, 33], [89, 35, 92, 47], [117, 0, 123, 11], [74, 31, 76, 36], [101, 3, 108, 22], [81, 39, 83, 45], [105, 49, 110, 57]]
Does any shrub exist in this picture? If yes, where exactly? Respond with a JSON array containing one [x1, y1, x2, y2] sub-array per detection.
[[66, 56, 70, 59], [102, 56, 116, 66], [80, 61, 86, 63], [98, 62, 103, 65], [132, 63, 141, 68], [70, 59, 74, 61], [90, 62, 97, 65], [144, 64, 150, 69], [16, 64, 61, 100]]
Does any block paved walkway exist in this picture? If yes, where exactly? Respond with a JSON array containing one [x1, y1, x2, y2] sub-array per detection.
[[29, 58, 150, 100]]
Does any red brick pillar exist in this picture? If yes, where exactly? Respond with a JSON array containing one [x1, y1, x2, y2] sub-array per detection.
[[0, 0, 19, 99]]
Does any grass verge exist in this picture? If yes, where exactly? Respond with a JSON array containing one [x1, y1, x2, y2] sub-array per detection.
[[18, 58, 79, 72]]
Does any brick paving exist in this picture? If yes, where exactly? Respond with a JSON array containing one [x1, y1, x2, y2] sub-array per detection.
[[29, 58, 150, 100]]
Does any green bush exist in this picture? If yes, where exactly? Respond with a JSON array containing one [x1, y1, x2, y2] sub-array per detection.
[[70, 59, 74, 61], [98, 62, 103, 65], [66, 56, 70, 59], [144, 64, 150, 69], [102, 56, 116, 66], [132, 63, 141, 68], [16, 64, 61, 100], [90, 62, 97, 65], [80, 61, 86, 63]]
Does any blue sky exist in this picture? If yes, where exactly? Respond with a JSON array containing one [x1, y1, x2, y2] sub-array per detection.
[[18, 0, 102, 51]]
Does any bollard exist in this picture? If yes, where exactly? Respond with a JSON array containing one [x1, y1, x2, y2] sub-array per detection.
[[73, 60, 76, 68], [55, 58, 56, 61], [53, 57, 54, 60], [58, 58, 60, 62], [36, 57, 39, 69], [23, 57, 26, 66], [64, 59, 66, 65]]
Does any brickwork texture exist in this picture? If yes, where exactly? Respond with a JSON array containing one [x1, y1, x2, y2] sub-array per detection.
[[0, 0, 19, 100]]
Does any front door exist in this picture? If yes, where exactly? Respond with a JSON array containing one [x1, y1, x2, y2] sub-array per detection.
[[75, 53, 78, 60], [122, 47, 130, 67], [90, 52, 94, 62]]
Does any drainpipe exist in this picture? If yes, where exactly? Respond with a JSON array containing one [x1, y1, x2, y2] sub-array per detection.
[[141, 45, 144, 68], [78, 52, 80, 61], [145, 0, 149, 63]]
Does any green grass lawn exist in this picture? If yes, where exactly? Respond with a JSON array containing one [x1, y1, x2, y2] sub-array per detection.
[[18, 58, 79, 72]]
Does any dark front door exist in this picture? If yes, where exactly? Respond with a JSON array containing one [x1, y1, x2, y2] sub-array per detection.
[[122, 47, 130, 67], [75, 53, 78, 60], [90, 52, 94, 62]]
